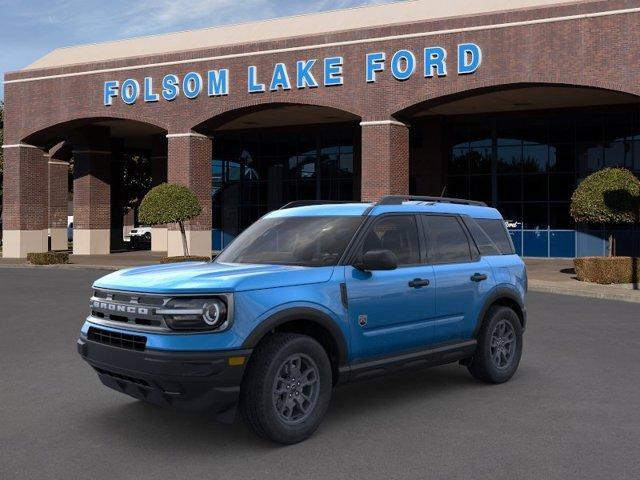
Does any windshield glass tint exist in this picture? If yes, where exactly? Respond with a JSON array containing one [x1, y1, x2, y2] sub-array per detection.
[[215, 216, 363, 266]]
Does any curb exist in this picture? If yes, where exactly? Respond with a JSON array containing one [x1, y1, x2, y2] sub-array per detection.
[[0, 263, 126, 271], [528, 280, 640, 304]]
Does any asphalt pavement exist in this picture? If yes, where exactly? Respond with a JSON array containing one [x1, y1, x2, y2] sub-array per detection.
[[1, 268, 639, 480]]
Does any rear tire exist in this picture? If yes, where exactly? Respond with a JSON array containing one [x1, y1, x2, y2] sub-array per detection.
[[240, 333, 332, 444], [467, 306, 522, 384]]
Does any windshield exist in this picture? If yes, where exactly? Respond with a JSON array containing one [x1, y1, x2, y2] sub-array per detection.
[[215, 215, 363, 266]]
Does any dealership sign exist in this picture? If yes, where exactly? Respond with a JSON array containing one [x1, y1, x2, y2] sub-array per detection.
[[103, 43, 481, 106]]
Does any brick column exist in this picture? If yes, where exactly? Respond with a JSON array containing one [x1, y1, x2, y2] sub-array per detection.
[[166, 133, 212, 257], [150, 134, 168, 252], [71, 127, 112, 255], [48, 142, 70, 251], [2, 143, 49, 258], [48, 161, 69, 251], [360, 120, 410, 202]]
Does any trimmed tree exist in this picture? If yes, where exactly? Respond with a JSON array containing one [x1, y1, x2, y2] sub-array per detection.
[[139, 183, 202, 256], [570, 167, 640, 256]]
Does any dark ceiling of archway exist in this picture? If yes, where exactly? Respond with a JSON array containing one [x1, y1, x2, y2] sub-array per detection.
[[406, 86, 640, 118]]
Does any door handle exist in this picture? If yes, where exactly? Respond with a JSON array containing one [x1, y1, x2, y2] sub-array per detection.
[[408, 278, 430, 288], [470, 273, 488, 282]]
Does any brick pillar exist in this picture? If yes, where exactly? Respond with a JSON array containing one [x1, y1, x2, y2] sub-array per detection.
[[360, 120, 410, 202], [150, 134, 168, 252], [166, 133, 212, 257], [2, 143, 49, 258], [48, 143, 70, 251], [71, 126, 112, 255]]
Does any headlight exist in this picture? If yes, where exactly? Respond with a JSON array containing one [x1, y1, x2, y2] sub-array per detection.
[[158, 297, 230, 331]]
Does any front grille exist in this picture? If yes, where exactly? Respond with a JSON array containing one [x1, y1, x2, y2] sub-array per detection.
[[88, 326, 147, 351], [90, 289, 167, 330]]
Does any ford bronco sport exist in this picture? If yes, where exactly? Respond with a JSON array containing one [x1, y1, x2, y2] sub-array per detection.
[[78, 195, 527, 444]]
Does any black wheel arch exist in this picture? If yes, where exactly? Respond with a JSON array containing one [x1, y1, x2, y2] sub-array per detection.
[[242, 307, 349, 383], [473, 287, 526, 337]]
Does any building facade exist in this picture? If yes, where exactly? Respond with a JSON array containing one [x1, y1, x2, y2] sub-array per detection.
[[3, 0, 640, 257]]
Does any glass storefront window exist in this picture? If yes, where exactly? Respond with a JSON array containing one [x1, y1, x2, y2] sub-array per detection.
[[211, 124, 358, 250]]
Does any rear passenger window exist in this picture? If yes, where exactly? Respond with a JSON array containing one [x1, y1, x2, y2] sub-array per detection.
[[422, 216, 473, 264], [463, 218, 501, 256], [475, 219, 515, 255], [361, 216, 420, 265]]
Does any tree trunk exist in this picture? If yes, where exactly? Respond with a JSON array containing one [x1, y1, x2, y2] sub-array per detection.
[[608, 233, 614, 257], [178, 221, 189, 257]]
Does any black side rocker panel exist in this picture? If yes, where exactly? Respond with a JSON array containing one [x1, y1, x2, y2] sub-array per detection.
[[339, 340, 477, 383]]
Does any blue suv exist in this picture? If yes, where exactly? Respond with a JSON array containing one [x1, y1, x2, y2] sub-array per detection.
[[78, 195, 527, 444]]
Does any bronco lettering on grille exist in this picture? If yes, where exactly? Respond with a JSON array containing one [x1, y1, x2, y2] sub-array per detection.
[[91, 300, 149, 315]]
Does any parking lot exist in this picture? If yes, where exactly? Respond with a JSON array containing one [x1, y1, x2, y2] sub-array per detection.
[[1, 268, 639, 480]]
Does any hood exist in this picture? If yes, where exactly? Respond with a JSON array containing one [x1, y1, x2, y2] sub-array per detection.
[[93, 261, 334, 294]]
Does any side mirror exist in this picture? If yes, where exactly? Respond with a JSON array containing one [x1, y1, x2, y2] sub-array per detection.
[[354, 249, 398, 271]]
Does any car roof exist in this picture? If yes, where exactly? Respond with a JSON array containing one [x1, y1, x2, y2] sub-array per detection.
[[267, 201, 503, 220]]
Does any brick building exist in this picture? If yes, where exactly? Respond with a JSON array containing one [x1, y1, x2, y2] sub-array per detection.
[[3, 0, 640, 258]]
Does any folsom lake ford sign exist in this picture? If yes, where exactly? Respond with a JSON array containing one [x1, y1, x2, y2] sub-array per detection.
[[103, 43, 482, 106]]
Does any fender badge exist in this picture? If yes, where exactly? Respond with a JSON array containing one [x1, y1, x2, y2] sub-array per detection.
[[358, 314, 367, 327]]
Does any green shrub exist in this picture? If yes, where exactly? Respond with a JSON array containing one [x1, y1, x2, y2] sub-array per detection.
[[27, 251, 69, 265], [159, 255, 210, 264], [570, 168, 640, 224], [139, 183, 202, 256], [574, 256, 640, 284]]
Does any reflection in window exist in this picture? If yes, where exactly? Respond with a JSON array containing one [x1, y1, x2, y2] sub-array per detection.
[[446, 105, 640, 247], [211, 125, 358, 250]]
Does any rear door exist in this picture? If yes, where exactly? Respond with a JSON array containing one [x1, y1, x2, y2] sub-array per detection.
[[420, 215, 495, 344], [345, 214, 436, 362]]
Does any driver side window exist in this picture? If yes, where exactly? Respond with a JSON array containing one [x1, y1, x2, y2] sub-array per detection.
[[361, 216, 420, 266]]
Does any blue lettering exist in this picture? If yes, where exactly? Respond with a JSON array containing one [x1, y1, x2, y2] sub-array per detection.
[[270, 63, 292, 91], [424, 47, 447, 77], [365, 52, 385, 83], [103, 80, 119, 106], [324, 56, 343, 86], [143, 77, 159, 102], [247, 66, 265, 93], [121, 78, 139, 105], [183, 72, 202, 99], [390, 50, 415, 81], [296, 60, 318, 89], [207, 69, 229, 96], [161, 74, 179, 101], [458, 43, 482, 75]]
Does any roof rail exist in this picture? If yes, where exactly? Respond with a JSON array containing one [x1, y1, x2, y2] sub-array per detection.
[[279, 200, 355, 210], [376, 195, 487, 207]]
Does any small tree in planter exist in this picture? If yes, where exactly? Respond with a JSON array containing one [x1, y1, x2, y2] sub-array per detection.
[[570, 167, 640, 257], [139, 183, 202, 257]]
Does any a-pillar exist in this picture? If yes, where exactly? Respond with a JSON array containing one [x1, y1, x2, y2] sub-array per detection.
[[72, 126, 112, 255], [360, 119, 410, 202], [1, 143, 49, 258], [48, 142, 70, 251], [150, 134, 168, 252], [166, 133, 212, 257]]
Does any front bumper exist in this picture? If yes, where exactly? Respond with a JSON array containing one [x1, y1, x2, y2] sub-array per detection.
[[77, 335, 252, 422]]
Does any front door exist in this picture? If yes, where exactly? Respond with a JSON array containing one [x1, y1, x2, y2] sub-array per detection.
[[345, 215, 436, 362]]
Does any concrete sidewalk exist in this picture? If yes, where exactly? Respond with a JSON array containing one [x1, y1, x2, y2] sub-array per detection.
[[0, 250, 165, 271], [2, 251, 639, 303], [525, 258, 640, 303]]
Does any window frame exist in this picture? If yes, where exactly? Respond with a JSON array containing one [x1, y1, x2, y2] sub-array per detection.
[[419, 214, 480, 266]]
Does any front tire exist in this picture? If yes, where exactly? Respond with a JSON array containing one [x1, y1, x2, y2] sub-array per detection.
[[467, 306, 522, 384], [240, 333, 332, 444]]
